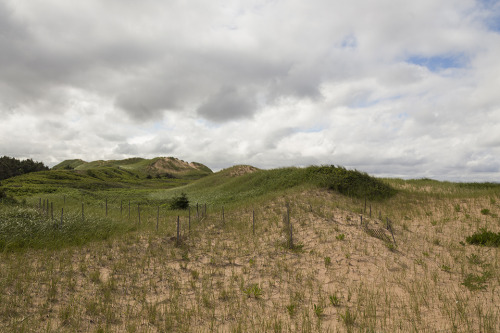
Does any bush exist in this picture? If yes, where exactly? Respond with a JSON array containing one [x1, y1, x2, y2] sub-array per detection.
[[306, 165, 396, 200], [0, 188, 18, 204], [466, 228, 500, 247], [170, 193, 189, 210]]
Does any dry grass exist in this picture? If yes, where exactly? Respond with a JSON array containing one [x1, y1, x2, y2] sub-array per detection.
[[1, 185, 499, 332]]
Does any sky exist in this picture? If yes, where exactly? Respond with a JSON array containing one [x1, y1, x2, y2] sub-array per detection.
[[1, 0, 500, 181]]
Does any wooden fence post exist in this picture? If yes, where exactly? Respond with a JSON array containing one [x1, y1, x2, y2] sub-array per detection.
[[60, 208, 63, 228], [105, 198, 108, 217], [252, 210, 255, 235], [189, 207, 191, 232], [222, 206, 224, 225], [82, 203, 84, 221], [51, 202, 53, 220], [176, 216, 180, 245], [156, 206, 159, 231], [138, 204, 141, 225], [388, 219, 396, 245]]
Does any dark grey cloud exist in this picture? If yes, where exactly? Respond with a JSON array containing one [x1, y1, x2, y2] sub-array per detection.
[[197, 86, 256, 121], [114, 143, 139, 155]]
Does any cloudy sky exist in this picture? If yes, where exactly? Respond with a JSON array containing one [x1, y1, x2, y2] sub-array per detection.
[[1, 0, 500, 181]]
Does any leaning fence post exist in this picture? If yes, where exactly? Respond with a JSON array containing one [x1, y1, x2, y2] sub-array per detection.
[[389, 219, 396, 245]]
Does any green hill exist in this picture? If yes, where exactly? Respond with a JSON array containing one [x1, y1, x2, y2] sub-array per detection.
[[2, 157, 212, 199], [154, 165, 397, 207], [52, 156, 212, 179]]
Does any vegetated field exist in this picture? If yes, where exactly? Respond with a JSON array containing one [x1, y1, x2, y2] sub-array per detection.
[[1, 165, 499, 332]]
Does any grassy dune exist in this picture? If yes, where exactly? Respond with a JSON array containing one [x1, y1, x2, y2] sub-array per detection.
[[0, 166, 499, 332]]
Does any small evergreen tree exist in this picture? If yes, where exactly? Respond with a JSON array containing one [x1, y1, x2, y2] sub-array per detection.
[[170, 193, 189, 210]]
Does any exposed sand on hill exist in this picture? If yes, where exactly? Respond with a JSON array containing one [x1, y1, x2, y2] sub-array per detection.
[[228, 165, 259, 177], [150, 157, 208, 174]]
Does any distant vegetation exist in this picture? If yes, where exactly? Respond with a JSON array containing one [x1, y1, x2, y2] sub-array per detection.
[[180, 165, 397, 207], [52, 156, 213, 179], [307, 165, 396, 199], [0, 156, 49, 180]]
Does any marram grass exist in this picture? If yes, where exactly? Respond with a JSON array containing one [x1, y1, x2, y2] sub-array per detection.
[[0, 205, 132, 252]]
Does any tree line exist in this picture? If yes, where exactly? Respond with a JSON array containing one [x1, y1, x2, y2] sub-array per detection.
[[0, 156, 49, 181]]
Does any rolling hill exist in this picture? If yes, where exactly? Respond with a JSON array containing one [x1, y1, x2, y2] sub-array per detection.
[[52, 156, 212, 179]]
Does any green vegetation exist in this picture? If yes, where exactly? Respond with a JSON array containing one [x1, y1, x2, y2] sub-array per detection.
[[52, 156, 213, 179], [466, 229, 500, 247], [171, 165, 396, 208], [0, 205, 131, 252], [462, 272, 491, 291], [0, 156, 49, 180], [308, 165, 396, 199], [170, 192, 190, 210]]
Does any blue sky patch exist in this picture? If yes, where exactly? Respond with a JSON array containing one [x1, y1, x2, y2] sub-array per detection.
[[406, 54, 467, 72], [477, 0, 500, 32]]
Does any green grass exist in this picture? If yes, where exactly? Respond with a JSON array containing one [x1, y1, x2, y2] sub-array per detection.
[[52, 157, 213, 179], [152, 165, 397, 208], [0, 204, 133, 252]]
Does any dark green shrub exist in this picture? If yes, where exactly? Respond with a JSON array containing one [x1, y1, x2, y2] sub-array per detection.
[[466, 228, 500, 247], [480, 208, 490, 215], [170, 193, 189, 210], [306, 165, 396, 200], [0, 187, 18, 204]]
